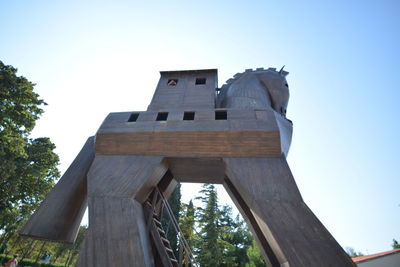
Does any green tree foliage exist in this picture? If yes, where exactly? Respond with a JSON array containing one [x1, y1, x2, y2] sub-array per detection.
[[219, 207, 253, 267], [392, 239, 400, 249], [180, 200, 196, 249], [195, 184, 222, 267], [64, 226, 88, 266], [190, 184, 259, 267], [245, 240, 267, 267], [345, 247, 364, 257], [0, 60, 60, 241], [0, 226, 87, 266], [162, 184, 181, 258]]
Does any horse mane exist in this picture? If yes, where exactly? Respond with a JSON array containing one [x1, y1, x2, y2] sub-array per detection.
[[217, 67, 288, 108]]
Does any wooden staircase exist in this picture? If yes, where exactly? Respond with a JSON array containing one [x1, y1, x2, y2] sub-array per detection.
[[144, 187, 196, 267], [150, 212, 179, 267]]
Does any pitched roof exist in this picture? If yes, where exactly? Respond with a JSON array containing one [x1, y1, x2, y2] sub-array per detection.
[[352, 248, 400, 263]]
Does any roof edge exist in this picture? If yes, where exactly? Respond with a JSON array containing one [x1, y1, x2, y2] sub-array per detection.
[[352, 248, 400, 263], [160, 69, 218, 75]]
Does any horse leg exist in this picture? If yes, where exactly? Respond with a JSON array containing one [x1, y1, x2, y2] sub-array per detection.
[[223, 157, 355, 267], [76, 155, 168, 267]]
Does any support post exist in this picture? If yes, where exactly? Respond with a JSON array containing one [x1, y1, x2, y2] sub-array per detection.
[[223, 157, 355, 267], [76, 155, 168, 267]]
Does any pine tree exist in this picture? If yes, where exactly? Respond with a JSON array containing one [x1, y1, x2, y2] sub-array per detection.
[[180, 200, 196, 248], [181, 184, 267, 266], [219, 206, 253, 267], [392, 239, 400, 249], [195, 184, 221, 267], [245, 240, 267, 267], [179, 199, 197, 265], [162, 184, 181, 258]]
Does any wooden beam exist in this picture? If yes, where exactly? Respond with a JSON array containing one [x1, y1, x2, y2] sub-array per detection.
[[76, 155, 168, 267], [96, 130, 281, 158], [224, 157, 356, 267], [75, 197, 154, 267], [20, 137, 95, 243]]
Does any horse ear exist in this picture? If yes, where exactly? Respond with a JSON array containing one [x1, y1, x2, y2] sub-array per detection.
[[279, 65, 285, 75], [279, 65, 289, 77]]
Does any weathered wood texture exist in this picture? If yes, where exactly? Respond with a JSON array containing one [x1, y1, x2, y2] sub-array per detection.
[[157, 170, 178, 200], [217, 68, 289, 115], [20, 137, 95, 243], [223, 178, 280, 267], [21, 68, 351, 267], [96, 130, 281, 157], [75, 197, 153, 267], [76, 155, 168, 267], [168, 158, 225, 184], [224, 157, 356, 267], [87, 155, 168, 202], [96, 107, 292, 157], [148, 69, 217, 111]]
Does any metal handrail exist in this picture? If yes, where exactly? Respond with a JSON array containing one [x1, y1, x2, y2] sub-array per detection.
[[155, 187, 197, 267]]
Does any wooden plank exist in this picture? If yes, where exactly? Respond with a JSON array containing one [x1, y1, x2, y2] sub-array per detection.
[[274, 112, 293, 157], [95, 130, 281, 158], [76, 155, 168, 267], [157, 170, 178, 200], [224, 157, 356, 267], [168, 158, 225, 184], [148, 69, 217, 111], [223, 178, 280, 267], [20, 137, 95, 243], [87, 155, 167, 202], [150, 220, 174, 267], [75, 197, 154, 267]]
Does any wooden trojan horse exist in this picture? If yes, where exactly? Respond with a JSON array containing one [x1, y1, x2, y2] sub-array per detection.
[[20, 68, 356, 266]]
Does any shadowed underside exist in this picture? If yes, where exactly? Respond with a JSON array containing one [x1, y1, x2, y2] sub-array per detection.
[[20, 68, 355, 267]]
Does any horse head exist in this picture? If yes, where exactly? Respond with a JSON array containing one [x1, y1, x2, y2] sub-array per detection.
[[217, 67, 289, 116]]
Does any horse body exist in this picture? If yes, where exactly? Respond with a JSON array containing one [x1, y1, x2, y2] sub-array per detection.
[[20, 67, 355, 267]]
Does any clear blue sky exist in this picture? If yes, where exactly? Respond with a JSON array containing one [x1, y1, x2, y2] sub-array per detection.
[[1, 0, 399, 255]]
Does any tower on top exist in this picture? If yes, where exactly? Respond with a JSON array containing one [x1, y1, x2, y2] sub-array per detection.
[[147, 69, 218, 111]]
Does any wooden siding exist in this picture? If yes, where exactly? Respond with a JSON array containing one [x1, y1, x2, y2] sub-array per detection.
[[95, 130, 282, 158]]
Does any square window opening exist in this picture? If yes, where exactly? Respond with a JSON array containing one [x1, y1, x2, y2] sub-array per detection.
[[183, 112, 195, 120], [195, 78, 206, 85], [128, 113, 140, 122], [167, 79, 178, 86], [156, 112, 169, 121], [215, 110, 227, 120]]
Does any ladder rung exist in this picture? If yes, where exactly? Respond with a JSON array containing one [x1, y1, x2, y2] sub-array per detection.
[[170, 258, 178, 263], [153, 218, 162, 227], [157, 227, 166, 236], [161, 237, 170, 245]]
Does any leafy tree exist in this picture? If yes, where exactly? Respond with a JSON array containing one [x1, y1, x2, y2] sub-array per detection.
[[65, 225, 87, 266], [162, 184, 181, 258], [195, 184, 221, 267], [392, 239, 400, 249], [180, 199, 196, 249], [245, 240, 267, 267], [52, 240, 70, 264], [219, 208, 253, 267], [0, 60, 60, 240], [179, 199, 197, 264], [345, 247, 364, 257], [189, 184, 265, 266]]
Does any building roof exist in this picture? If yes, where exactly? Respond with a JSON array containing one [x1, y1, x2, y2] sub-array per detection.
[[160, 69, 217, 75], [352, 248, 400, 263]]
